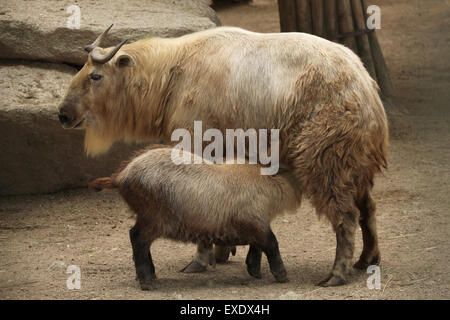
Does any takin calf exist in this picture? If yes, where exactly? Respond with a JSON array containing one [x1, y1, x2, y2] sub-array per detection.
[[89, 145, 302, 290]]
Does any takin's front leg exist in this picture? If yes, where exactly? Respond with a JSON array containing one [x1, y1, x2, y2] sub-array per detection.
[[214, 245, 237, 263], [180, 241, 215, 273], [181, 243, 237, 273]]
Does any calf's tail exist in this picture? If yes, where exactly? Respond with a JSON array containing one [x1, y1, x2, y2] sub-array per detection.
[[88, 177, 118, 192]]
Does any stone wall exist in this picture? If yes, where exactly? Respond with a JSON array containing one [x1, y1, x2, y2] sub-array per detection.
[[0, 0, 220, 195]]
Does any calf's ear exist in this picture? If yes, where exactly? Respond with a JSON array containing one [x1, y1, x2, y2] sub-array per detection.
[[116, 54, 134, 67]]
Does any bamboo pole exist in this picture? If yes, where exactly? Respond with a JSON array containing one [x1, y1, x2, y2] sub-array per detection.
[[336, 0, 358, 53], [351, 0, 377, 80], [324, 0, 338, 40], [277, 0, 394, 99], [278, 0, 298, 32], [294, 0, 312, 33], [311, 0, 325, 38], [361, 0, 393, 97]]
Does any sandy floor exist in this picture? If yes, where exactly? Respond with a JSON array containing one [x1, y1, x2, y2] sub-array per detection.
[[0, 0, 449, 299]]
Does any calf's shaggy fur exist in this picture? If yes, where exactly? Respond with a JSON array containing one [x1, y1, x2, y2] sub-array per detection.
[[89, 145, 302, 290]]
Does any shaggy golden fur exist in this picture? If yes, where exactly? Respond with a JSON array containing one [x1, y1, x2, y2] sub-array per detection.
[[61, 27, 389, 286]]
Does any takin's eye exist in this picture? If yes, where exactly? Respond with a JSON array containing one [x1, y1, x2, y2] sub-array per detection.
[[89, 72, 103, 81]]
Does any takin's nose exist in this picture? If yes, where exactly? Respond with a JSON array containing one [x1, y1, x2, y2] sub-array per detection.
[[58, 112, 72, 125], [58, 113, 68, 124]]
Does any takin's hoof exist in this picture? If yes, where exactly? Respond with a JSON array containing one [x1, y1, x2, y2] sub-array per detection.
[[247, 266, 262, 279], [353, 254, 381, 270], [180, 261, 207, 273], [273, 270, 289, 283], [317, 274, 347, 287], [214, 245, 236, 264]]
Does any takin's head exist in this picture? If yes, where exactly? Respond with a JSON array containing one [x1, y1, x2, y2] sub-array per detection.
[[57, 24, 151, 156]]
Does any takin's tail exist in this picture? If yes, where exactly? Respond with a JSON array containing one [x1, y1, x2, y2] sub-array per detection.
[[88, 177, 118, 192]]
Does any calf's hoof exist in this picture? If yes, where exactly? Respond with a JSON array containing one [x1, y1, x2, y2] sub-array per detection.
[[180, 261, 207, 273], [138, 275, 156, 291], [139, 281, 154, 291], [247, 265, 262, 279], [273, 270, 289, 283], [317, 274, 346, 287]]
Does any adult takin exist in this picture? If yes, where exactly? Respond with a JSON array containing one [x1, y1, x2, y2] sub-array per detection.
[[89, 145, 302, 290], [59, 24, 389, 286]]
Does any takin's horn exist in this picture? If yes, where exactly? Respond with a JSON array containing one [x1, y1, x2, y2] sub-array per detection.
[[84, 23, 114, 53], [90, 39, 128, 64]]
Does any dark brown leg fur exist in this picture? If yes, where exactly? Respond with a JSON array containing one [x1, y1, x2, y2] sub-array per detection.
[[258, 230, 288, 283], [246, 245, 262, 279], [130, 223, 156, 290]]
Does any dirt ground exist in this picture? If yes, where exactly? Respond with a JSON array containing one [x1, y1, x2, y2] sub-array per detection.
[[0, 0, 449, 300]]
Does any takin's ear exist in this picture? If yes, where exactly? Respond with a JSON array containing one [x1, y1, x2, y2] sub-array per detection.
[[115, 54, 134, 67]]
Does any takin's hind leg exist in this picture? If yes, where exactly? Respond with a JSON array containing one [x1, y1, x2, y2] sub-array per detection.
[[129, 223, 156, 290], [258, 230, 288, 283], [246, 245, 262, 279], [180, 241, 215, 273], [316, 195, 359, 287], [354, 188, 381, 269]]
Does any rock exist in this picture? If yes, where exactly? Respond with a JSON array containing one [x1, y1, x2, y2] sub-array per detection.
[[0, 61, 148, 195], [0, 0, 220, 65], [0, 1, 220, 195]]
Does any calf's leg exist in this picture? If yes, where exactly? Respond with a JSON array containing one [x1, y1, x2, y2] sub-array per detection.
[[246, 245, 262, 279], [129, 223, 155, 290], [258, 230, 288, 283]]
